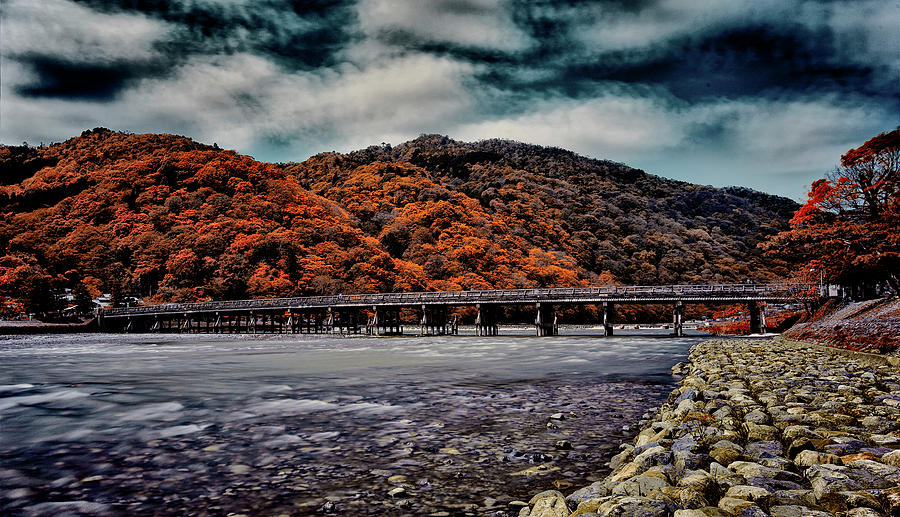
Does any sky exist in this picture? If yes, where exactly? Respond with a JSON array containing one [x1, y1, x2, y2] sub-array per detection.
[[1, 0, 898, 200]]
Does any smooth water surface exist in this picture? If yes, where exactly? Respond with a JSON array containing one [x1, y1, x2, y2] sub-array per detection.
[[0, 329, 707, 516]]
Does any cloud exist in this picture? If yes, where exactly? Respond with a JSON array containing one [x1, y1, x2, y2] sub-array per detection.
[[453, 88, 895, 198], [823, 0, 900, 83], [454, 87, 683, 156], [573, 0, 764, 52], [564, 0, 900, 80], [357, 0, 532, 53], [1, 50, 482, 157], [1, 0, 170, 64]]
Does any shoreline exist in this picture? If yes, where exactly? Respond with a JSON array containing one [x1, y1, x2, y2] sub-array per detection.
[[517, 337, 900, 517], [0, 319, 97, 335]]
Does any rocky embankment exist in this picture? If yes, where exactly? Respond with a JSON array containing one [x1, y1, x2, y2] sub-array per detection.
[[518, 338, 900, 517], [785, 298, 900, 354]]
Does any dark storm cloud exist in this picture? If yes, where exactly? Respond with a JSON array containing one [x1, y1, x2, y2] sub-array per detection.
[[586, 26, 886, 102], [493, 2, 897, 103], [14, 57, 168, 100], [1, 0, 897, 198], [9, 0, 357, 101], [90, 0, 356, 66]]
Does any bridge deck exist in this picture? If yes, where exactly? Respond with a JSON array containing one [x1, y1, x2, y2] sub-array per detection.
[[101, 283, 808, 318]]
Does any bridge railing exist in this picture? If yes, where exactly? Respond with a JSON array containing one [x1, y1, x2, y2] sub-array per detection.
[[100, 283, 811, 317]]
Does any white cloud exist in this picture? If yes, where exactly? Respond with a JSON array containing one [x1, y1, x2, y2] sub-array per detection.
[[0, 50, 482, 156], [357, 0, 532, 52], [454, 90, 683, 157], [561, 0, 778, 55], [568, 0, 900, 78], [453, 88, 894, 198], [0, 0, 170, 63], [823, 1, 900, 81]]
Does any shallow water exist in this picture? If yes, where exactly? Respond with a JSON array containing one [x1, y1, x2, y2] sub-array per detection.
[[0, 328, 707, 516]]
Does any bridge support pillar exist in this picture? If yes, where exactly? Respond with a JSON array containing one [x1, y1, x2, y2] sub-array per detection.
[[475, 304, 498, 336], [333, 310, 358, 334], [345, 311, 360, 334], [535, 303, 557, 336], [420, 304, 448, 336], [367, 309, 376, 335], [325, 308, 335, 333], [419, 305, 428, 336], [673, 301, 684, 337], [370, 306, 402, 336], [603, 302, 615, 336], [749, 302, 767, 335]]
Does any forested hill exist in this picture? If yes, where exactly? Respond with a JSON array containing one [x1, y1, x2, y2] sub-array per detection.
[[284, 134, 798, 286], [1, 129, 797, 312]]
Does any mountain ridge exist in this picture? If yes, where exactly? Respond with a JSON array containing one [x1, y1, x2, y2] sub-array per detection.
[[1, 129, 798, 315]]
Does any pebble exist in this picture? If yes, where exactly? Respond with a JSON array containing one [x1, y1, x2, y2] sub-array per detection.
[[516, 338, 900, 516]]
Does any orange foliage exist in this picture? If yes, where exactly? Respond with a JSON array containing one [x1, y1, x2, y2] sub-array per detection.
[[0, 130, 396, 305], [764, 129, 900, 294], [0, 129, 798, 312]]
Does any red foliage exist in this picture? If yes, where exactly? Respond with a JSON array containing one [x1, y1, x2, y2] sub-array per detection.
[[703, 320, 751, 335], [764, 129, 900, 294]]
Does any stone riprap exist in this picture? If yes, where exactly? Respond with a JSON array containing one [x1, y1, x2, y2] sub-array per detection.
[[519, 338, 900, 517]]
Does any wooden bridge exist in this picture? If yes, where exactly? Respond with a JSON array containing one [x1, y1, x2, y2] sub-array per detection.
[[98, 283, 811, 336]]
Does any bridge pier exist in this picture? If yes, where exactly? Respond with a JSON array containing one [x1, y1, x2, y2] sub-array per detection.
[[535, 303, 558, 336], [325, 308, 334, 333], [369, 306, 402, 336], [420, 304, 449, 336], [603, 302, 615, 336], [332, 310, 360, 334], [475, 304, 499, 336], [749, 302, 767, 334], [673, 301, 684, 337], [317, 310, 327, 333]]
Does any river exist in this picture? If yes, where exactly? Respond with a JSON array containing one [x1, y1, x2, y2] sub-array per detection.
[[0, 328, 707, 516]]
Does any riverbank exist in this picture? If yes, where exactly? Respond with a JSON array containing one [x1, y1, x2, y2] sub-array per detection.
[[517, 337, 900, 516], [784, 298, 900, 354], [0, 319, 96, 335]]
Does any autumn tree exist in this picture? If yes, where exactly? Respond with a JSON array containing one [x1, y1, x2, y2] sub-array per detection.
[[764, 129, 900, 295]]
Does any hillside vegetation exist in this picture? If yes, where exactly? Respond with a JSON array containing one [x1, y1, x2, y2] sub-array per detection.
[[286, 135, 797, 287], [1, 129, 797, 315]]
